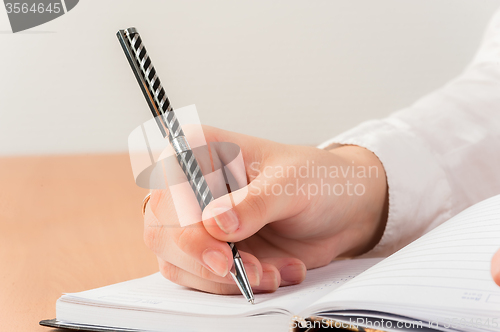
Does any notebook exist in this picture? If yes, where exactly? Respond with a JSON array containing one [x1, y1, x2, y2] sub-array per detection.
[[40, 195, 500, 332]]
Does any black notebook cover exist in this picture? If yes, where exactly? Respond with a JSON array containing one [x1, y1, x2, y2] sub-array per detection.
[[39, 319, 140, 332]]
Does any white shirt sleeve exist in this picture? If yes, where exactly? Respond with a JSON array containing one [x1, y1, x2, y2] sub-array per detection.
[[319, 8, 500, 257]]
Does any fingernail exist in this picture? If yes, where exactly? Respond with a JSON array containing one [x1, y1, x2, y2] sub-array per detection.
[[202, 249, 229, 277], [245, 263, 260, 286], [211, 207, 239, 234], [280, 263, 306, 284], [259, 270, 279, 290]]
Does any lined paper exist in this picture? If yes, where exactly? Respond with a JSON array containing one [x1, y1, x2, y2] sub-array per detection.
[[306, 195, 500, 331], [59, 258, 381, 317]]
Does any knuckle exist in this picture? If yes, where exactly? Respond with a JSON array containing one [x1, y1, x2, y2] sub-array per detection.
[[314, 252, 334, 268], [175, 227, 194, 254], [198, 263, 215, 280], [159, 261, 181, 284], [213, 282, 234, 295], [150, 190, 177, 221], [245, 192, 268, 222], [143, 225, 157, 249], [149, 189, 169, 211], [143, 225, 164, 255]]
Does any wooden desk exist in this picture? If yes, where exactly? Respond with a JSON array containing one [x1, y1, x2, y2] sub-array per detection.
[[0, 154, 158, 332]]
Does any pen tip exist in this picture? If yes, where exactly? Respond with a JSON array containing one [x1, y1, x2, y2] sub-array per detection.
[[250, 299, 254, 305]]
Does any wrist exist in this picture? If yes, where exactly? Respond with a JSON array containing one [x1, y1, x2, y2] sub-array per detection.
[[328, 145, 389, 257]]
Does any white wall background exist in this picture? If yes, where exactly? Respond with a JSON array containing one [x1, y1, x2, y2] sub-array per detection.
[[0, 0, 499, 155]]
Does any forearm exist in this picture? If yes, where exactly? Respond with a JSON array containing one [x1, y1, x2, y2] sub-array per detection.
[[320, 8, 500, 257]]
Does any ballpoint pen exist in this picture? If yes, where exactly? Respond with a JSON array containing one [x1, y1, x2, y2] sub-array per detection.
[[117, 27, 255, 304]]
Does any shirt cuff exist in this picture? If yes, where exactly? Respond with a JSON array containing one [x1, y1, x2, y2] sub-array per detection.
[[318, 117, 453, 257]]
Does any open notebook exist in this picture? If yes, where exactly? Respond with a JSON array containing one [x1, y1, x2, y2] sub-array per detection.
[[41, 195, 500, 332]]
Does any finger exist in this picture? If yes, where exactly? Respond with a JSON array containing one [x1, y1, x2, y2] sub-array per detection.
[[144, 191, 231, 278], [199, 125, 272, 169], [201, 174, 300, 242], [208, 141, 249, 194], [256, 263, 281, 293], [145, 190, 263, 285], [158, 258, 239, 295], [156, 233, 263, 287], [259, 257, 307, 287], [158, 258, 281, 295], [491, 248, 500, 286]]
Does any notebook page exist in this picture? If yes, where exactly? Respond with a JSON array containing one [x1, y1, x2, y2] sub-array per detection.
[[59, 258, 381, 317], [305, 195, 500, 321]]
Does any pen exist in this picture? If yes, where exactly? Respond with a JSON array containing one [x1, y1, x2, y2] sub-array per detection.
[[117, 27, 255, 304]]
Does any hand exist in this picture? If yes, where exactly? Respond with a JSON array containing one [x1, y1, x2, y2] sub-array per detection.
[[491, 249, 500, 286], [143, 125, 388, 294]]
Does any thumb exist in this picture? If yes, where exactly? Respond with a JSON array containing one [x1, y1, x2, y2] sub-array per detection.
[[201, 175, 296, 242]]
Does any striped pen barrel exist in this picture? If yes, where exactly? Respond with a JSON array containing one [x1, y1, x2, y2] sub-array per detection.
[[117, 27, 254, 304]]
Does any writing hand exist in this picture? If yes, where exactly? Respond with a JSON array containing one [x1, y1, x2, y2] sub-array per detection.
[[143, 125, 388, 294]]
